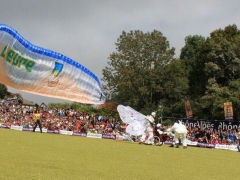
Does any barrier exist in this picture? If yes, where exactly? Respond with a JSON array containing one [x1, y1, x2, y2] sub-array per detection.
[[0, 124, 238, 152]]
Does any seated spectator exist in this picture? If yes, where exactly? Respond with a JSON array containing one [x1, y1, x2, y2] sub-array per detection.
[[218, 138, 222, 144], [21, 121, 29, 128], [121, 123, 127, 131], [98, 122, 105, 133], [88, 123, 94, 130], [221, 138, 227, 145], [80, 125, 87, 133], [211, 137, 218, 145], [95, 123, 100, 132], [221, 130, 228, 140], [202, 136, 208, 144], [198, 138, 203, 143], [229, 130, 237, 145], [189, 130, 197, 141]]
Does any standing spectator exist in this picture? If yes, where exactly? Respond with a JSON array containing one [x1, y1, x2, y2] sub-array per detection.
[[194, 127, 201, 139], [75, 119, 81, 132], [33, 109, 42, 133], [205, 129, 211, 143]]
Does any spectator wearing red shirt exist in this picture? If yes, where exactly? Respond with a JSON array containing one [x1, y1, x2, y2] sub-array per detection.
[[211, 137, 218, 145]]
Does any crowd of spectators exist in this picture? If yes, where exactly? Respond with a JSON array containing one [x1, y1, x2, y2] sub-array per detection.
[[0, 98, 239, 145], [186, 126, 239, 145], [0, 98, 126, 135]]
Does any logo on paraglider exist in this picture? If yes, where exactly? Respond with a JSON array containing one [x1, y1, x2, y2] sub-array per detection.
[[48, 62, 63, 87], [52, 62, 63, 77]]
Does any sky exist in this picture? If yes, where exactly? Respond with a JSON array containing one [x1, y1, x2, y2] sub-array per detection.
[[0, 0, 240, 104]]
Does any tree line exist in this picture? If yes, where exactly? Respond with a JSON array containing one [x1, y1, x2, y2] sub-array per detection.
[[102, 24, 240, 121]]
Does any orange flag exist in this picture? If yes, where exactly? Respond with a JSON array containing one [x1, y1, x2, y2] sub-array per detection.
[[185, 100, 193, 118]]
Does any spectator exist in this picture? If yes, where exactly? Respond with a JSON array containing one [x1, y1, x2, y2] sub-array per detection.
[[218, 138, 222, 144], [229, 130, 237, 144], [211, 137, 218, 145], [221, 138, 227, 145], [33, 109, 42, 133]]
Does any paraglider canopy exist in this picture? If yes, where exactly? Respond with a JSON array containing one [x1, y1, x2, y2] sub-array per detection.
[[0, 24, 105, 104], [117, 105, 148, 136]]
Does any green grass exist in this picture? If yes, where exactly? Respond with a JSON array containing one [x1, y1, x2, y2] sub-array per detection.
[[0, 128, 239, 180]]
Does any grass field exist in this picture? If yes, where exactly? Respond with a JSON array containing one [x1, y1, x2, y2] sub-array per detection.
[[0, 128, 239, 180]]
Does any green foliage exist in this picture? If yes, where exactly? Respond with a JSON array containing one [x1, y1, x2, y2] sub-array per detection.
[[0, 83, 7, 99], [193, 24, 240, 120], [198, 78, 229, 119], [48, 102, 70, 109], [102, 25, 240, 120], [102, 30, 175, 111], [180, 35, 205, 97], [180, 35, 205, 72], [161, 59, 189, 117], [162, 118, 175, 126], [139, 103, 158, 116], [177, 24, 240, 120], [198, 24, 240, 87], [47, 102, 119, 119], [228, 79, 240, 120], [48, 102, 98, 114]]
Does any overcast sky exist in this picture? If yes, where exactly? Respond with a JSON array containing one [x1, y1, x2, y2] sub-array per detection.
[[0, 0, 240, 104]]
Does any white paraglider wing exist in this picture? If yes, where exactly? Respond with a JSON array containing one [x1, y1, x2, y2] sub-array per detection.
[[125, 122, 145, 136], [117, 105, 146, 124], [117, 105, 147, 136]]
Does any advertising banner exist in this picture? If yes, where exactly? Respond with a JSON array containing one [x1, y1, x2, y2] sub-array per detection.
[[185, 100, 193, 118], [224, 102, 233, 120]]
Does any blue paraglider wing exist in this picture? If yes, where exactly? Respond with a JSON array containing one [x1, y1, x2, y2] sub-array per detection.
[[0, 24, 105, 104]]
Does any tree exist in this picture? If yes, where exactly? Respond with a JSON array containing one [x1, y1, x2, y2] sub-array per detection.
[[97, 102, 118, 119], [0, 83, 7, 99], [195, 24, 240, 120], [197, 24, 240, 91], [198, 78, 230, 119], [180, 35, 205, 97], [161, 59, 189, 118], [102, 30, 175, 112], [227, 79, 240, 120]]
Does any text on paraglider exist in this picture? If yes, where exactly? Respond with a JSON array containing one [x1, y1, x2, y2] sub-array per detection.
[[0, 45, 35, 72]]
